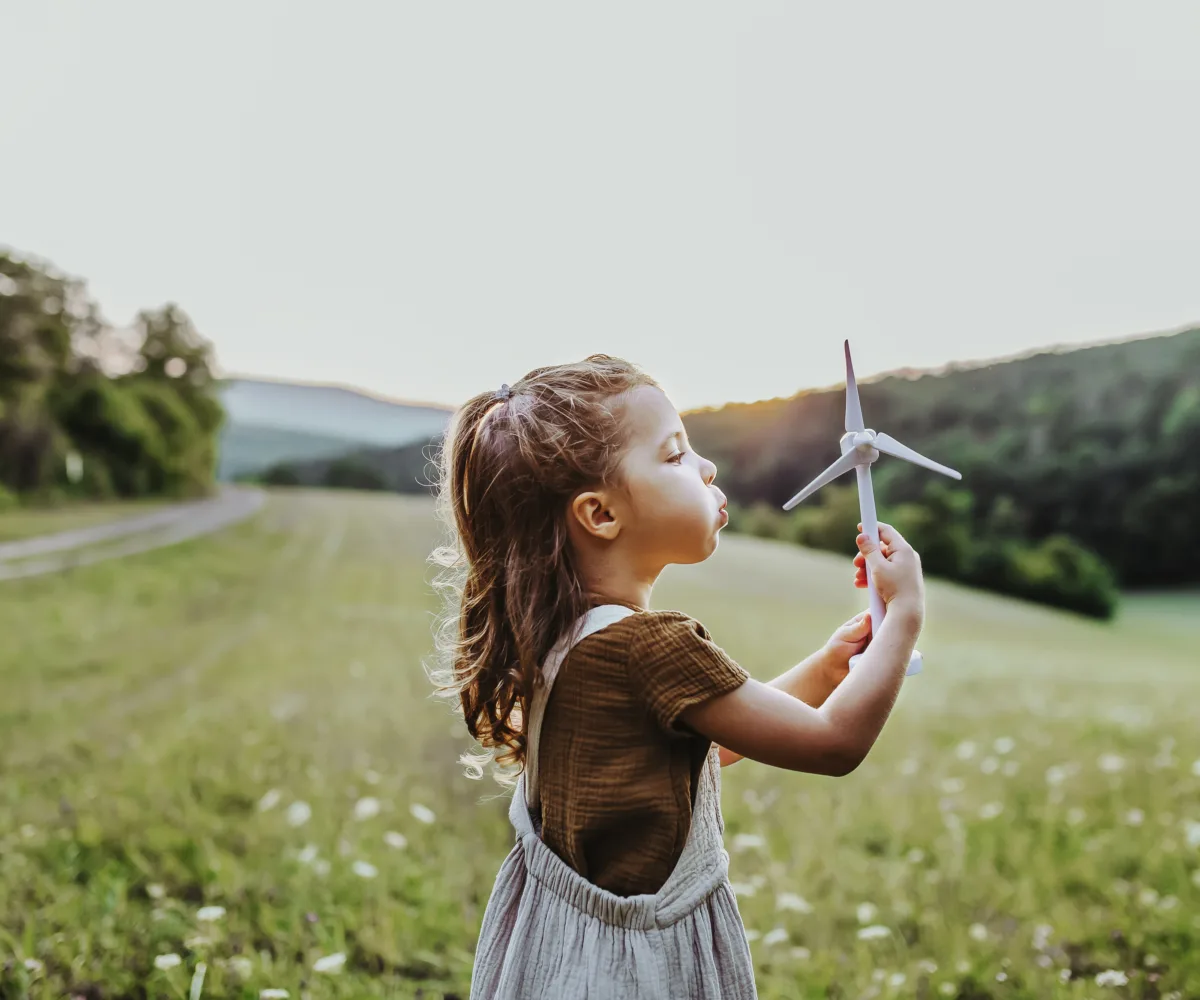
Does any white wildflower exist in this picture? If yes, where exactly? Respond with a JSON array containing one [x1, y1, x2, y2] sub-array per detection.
[[732, 833, 765, 852], [790, 946, 811, 960], [968, 923, 988, 942], [1095, 969, 1129, 987], [979, 802, 1004, 820], [899, 758, 920, 776], [1032, 924, 1053, 950], [155, 953, 183, 971], [286, 801, 312, 827], [1124, 809, 1144, 826], [226, 955, 253, 978], [955, 741, 977, 760], [1145, 954, 1159, 967], [20, 825, 37, 839], [352, 860, 378, 879], [1067, 807, 1087, 826], [1139, 887, 1159, 906], [364, 769, 381, 785], [856, 902, 878, 924], [313, 858, 331, 877], [1098, 754, 1125, 774], [889, 973, 906, 987], [1192, 759, 1200, 777], [196, 905, 226, 921], [1045, 764, 1071, 786], [857, 925, 890, 941], [260, 992, 290, 1000], [313, 952, 346, 974], [763, 927, 788, 946], [297, 844, 319, 865], [257, 788, 282, 812], [980, 756, 999, 774], [776, 892, 812, 913], [410, 803, 436, 825], [940, 778, 965, 794], [384, 830, 408, 850], [744, 929, 762, 942], [1037, 954, 1053, 968], [993, 736, 1015, 755], [1159, 895, 1178, 910], [939, 984, 955, 997], [906, 848, 925, 864], [146, 883, 166, 899], [730, 882, 756, 896], [23, 959, 43, 974], [353, 797, 381, 821], [996, 972, 1008, 982], [917, 959, 938, 974], [1184, 820, 1200, 849]]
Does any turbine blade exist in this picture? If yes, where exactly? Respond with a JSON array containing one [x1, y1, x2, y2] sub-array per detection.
[[782, 449, 860, 510], [844, 340, 865, 432], [874, 432, 962, 480]]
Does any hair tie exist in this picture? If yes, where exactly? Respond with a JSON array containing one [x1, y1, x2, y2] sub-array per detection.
[[495, 384, 512, 401]]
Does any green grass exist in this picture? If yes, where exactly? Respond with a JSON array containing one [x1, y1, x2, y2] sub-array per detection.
[[1, 490, 1198, 999], [0, 499, 168, 544]]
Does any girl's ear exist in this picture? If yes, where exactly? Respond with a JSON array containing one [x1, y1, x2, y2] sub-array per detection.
[[570, 490, 621, 541]]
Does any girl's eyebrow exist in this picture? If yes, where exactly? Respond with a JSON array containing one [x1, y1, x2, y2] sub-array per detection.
[[659, 430, 684, 452]]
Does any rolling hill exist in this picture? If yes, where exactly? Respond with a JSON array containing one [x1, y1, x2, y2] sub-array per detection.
[[216, 377, 453, 481]]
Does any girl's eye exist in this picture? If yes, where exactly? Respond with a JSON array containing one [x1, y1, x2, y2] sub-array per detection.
[[667, 452, 684, 464]]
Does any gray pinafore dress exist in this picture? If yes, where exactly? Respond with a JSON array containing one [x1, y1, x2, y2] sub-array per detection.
[[470, 605, 758, 999]]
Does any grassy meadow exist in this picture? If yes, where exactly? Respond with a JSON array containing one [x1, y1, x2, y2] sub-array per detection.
[[1, 490, 1198, 1000]]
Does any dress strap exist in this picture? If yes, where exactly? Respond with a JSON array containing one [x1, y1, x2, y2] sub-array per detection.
[[523, 604, 637, 812]]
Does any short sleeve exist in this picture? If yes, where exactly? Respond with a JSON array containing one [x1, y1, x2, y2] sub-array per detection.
[[627, 611, 750, 736]]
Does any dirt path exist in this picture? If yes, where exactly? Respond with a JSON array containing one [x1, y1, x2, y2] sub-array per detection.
[[0, 487, 265, 582]]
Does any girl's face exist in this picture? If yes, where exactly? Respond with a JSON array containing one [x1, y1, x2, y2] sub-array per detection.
[[615, 385, 728, 565]]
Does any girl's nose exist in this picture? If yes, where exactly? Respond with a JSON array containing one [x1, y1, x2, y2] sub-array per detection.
[[700, 456, 717, 485]]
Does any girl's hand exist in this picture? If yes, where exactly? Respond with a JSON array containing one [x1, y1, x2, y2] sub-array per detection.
[[821, 611, 872, 682]]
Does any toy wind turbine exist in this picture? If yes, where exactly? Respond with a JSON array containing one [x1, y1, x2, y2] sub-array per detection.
[[782, 341, 962, 676]]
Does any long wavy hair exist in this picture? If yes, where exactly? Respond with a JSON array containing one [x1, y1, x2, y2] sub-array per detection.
[[426, 355, 658, 783]]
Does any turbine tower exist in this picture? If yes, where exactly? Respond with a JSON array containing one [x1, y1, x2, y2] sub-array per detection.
[[782, 341, 963, 675]]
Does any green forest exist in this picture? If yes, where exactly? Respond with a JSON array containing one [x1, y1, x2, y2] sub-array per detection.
[[0, 249, 223, 506], [686, 328, 1200, 620]]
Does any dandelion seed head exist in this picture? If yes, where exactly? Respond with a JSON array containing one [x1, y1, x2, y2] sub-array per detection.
[[146, 882, 166, 899], [889, 973, 906, 987], [968, 923, 988, 942], [352, 860, 378, 879], [1098, 754, 1126, 774], [856, 902, 878, 924], [993, 736, 1015, 755], [939, 984, 955, 996], [980, 756, 999, 774], [979, 802, 1004, 820], [410, 803, 436, 825], [955, 741, 977, 760], [384, 830, 408, 850], [1183, 820, 1200, 849], [1124, 809, 1145, 826]]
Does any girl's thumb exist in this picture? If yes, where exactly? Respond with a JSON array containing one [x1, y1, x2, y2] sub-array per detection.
[[857, 533, 886, 571]]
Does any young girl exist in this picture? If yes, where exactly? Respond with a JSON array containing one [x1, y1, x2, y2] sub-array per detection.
[[429, 355, 925, 1000]]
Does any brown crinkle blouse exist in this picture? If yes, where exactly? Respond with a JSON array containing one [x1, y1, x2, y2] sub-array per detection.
[[534, 609, 750, 897]]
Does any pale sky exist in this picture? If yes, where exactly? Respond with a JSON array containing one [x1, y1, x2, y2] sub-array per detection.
[[3, 2, 1198, 410]]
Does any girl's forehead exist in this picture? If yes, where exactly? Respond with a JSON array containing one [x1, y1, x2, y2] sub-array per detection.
[[621, 385, 680, 444]]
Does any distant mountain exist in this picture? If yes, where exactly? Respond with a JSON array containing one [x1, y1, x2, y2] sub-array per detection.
[[216, 377, 453, 480]]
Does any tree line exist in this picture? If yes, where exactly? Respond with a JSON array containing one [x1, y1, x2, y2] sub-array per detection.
[[688, 328, 1200, 619], [0, 249, 223, 507]]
